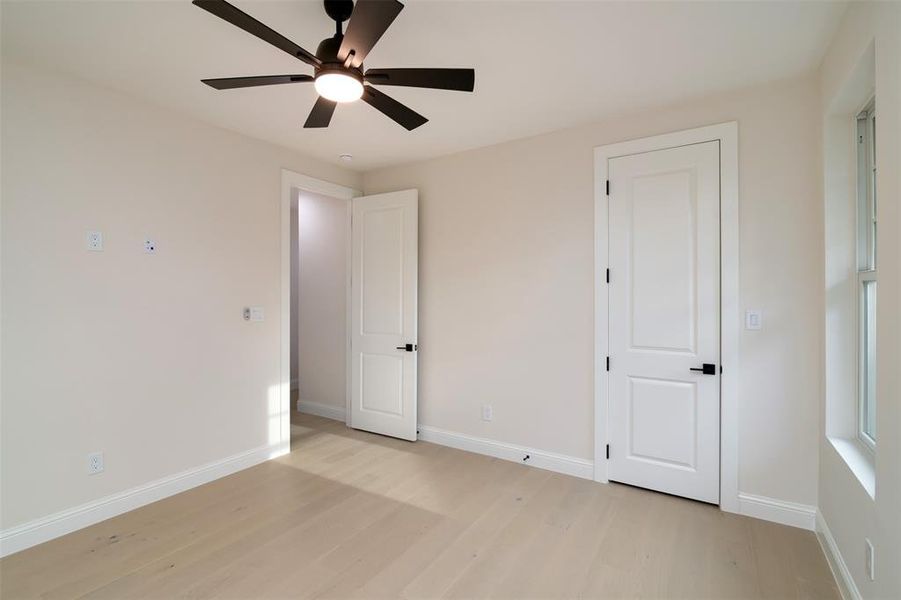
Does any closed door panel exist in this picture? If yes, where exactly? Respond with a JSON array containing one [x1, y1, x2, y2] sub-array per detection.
[[351, 190, 418, 441], [608, 141, 720, 504]]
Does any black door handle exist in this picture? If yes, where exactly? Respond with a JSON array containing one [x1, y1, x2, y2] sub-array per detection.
[[395, 343, 416, 352], [690, 363, 717, 375]]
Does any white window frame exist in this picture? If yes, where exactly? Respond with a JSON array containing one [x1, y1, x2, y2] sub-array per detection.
[[855, 96, 876, 451]]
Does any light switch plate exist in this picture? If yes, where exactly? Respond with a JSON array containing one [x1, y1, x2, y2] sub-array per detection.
[[745, 310, 762, 330], [250, 306, 265, 322]]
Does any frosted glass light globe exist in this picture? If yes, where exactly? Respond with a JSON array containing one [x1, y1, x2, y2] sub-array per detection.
[[314, 73, 364, 102]]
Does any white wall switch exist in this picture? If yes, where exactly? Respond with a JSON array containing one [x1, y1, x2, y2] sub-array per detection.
[[250, 306, 265, 322], [865, 538, 875, 581], [88, 452, 104, 475], [143, 239, 157, 254], [86, 231, 103, 252], [482, 404, 493, 422], [745, 310, 762, 330]]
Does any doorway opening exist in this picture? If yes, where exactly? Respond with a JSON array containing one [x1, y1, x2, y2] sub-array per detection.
[[290, 188, 353, 443], [280, 170, 358, 453], [279, 171, 420, 449]]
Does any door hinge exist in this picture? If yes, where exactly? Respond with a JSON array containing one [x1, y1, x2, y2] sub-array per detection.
[[606, 180, 610, 195], [606, 268, 610, 283], [606, 356, 610, 371], [606, 444, 610, 459]]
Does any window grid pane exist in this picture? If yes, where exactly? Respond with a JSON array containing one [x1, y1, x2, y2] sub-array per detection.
[[861, 280, 876, 442]]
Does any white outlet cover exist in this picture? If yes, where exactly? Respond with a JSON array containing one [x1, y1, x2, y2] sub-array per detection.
[[86, 231, 103, 252], [482, 405, 493, 422], [88, 452, 104, 475], [250, 306, 265, 322], [144, 239, 157, 254]]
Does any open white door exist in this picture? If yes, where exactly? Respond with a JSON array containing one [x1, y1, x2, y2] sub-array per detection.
[[350, 189, 418, 441], [607, 141, 720, 504]]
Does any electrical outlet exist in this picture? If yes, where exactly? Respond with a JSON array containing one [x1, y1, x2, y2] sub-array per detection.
[[86, 231, 103, 252], [482, 404, 493, 422], [144, 239, 157, 254], [88, 452, 104, 475], [865, 538, 875, 581]]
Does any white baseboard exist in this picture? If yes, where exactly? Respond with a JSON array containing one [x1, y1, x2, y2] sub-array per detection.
[[737, 492, 817, 530], [296, 400, 346, 422], [816, 511, 862, 600], [0, 443, 283, 558], [417, 425, 594, 480], [418, 429, 822, 532]]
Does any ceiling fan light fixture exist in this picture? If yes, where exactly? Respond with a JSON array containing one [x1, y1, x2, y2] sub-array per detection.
[[314, 72, 364, 103]]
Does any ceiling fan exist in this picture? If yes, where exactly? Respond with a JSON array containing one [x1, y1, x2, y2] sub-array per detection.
[[193, 0, 475, 130]]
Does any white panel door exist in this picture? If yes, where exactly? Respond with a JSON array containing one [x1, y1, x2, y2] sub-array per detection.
[[608, 141, 720, 503], [350, 190, 418, 441]]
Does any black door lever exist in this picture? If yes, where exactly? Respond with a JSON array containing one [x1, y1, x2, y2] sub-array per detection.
[[395, 343, 416, 352], [690, 363, 717, 375]]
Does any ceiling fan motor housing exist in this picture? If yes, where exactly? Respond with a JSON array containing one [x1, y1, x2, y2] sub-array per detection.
[[315, 35, 363, 83]]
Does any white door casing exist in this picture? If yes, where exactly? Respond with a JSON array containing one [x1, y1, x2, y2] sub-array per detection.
[[350, 189, 418, 441], [607, 141, 721, 504]]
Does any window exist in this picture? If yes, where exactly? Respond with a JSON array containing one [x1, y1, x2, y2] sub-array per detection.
[[856, 98, 877, 447]]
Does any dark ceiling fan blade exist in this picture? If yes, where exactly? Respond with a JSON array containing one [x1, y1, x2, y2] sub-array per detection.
[[304, 96, 338, 128], [193, 0, 320, 68], [202, 74, 314, 90], [337, 0, 404, 69], [364, 68, 475, 92], [362, 86, 427, 130]]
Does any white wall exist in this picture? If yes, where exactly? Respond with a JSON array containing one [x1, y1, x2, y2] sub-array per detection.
[[0, 60, 361, 533], [364, 77, 824, 508], [818, 3, 901, 599], [294, 192, 348, 412]]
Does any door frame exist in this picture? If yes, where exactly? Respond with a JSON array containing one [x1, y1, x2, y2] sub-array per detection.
[[593, 122, 740, 514], [279, 169, 361, 451]]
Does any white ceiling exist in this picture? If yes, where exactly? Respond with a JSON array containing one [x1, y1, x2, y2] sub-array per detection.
[[1, 0, 846, 171]]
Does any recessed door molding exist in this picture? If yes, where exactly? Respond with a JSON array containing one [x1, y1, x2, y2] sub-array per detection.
[[593, 122, 739, 514]]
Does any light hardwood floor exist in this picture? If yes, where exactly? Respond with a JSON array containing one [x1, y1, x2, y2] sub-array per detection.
[[1, 411, 839, 599]]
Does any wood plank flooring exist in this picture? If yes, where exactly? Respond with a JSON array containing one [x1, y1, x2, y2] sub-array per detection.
[[0, 411, 839, 599]]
